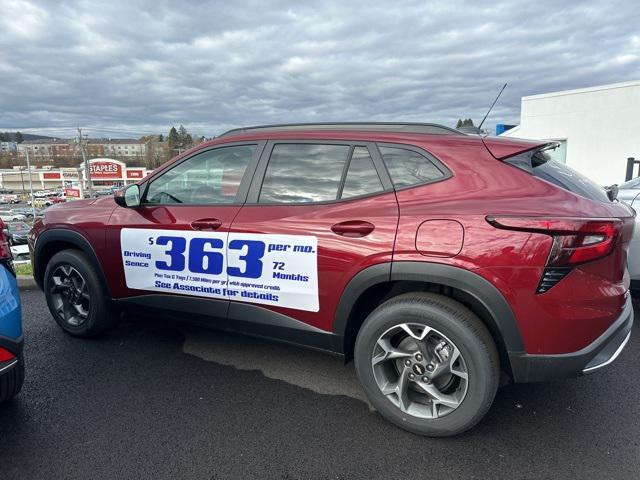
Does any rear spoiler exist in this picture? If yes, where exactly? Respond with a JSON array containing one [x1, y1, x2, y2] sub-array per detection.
[[480, 136, 556, 161]]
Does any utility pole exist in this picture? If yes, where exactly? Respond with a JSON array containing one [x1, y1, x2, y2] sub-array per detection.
[[19, 164, 25, 197], [77, 127, 93, 198], [25, 149, 36, 219]]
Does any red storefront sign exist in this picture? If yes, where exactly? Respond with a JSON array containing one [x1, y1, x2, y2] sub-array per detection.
[[127, 169, 144, 179], [43, 172, 61, 180], [89, 161, 123, 179], [65, 188, 81, 198]]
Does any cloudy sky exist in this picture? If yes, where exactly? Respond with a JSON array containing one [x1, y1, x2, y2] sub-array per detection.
[[1, 0, 639, 138]]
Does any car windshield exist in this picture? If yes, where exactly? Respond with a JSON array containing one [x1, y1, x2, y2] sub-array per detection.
[[8, 222, 29, 232]]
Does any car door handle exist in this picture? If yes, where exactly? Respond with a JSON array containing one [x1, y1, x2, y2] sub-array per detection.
[[191, 218, 223, 231], [331, 220, 375, 237]]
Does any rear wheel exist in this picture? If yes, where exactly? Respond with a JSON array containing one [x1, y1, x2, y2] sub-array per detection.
[[354, 292, 499, 437], [44, 249, 115, 337]]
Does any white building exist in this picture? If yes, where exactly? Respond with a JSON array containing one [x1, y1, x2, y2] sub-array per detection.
[[90, 138, 147, 158], [0, 141, 17, 153], [500, 80, 640, 185]]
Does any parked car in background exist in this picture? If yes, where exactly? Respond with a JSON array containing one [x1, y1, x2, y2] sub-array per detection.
[[0, 219, 24, 403], [5, 222, 30, 246], [616, 177, 640, 290], [617, 177, 640, 201], [11, 207, 41, 219], [0, 195, 20, 204], [10, 244, 29, 262], [32, 196, 65, 209], [0, 211, 27, 222], [29, 123, 634, 437], [32, 190, 57, 198], [92, 188, 117, 197]]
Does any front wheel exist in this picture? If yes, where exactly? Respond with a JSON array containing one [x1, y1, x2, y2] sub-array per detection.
[[354, 293, 499, 437], [44, 249, 115, 337]]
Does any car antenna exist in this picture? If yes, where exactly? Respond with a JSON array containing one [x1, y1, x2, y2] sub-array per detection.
[[477, 82, 507, 133]]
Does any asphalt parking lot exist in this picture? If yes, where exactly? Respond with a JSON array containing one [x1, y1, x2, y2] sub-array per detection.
[[1, 290, 639, 480]]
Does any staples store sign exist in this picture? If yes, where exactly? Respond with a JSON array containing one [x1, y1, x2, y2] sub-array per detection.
[[90, 161, 123, 179]]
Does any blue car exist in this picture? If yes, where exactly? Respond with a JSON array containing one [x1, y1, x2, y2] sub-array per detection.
[[0, 224, 23, 403]]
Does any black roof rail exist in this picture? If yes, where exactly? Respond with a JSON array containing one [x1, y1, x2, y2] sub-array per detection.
[[218, 122, 464, 137]]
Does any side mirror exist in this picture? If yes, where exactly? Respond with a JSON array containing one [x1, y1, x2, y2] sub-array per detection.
[[115, 184, 141, 208]]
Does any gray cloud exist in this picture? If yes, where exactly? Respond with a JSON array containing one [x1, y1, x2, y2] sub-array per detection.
[[0, 0, 639, 137]]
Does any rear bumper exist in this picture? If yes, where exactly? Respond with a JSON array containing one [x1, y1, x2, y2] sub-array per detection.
[[509, 294, 634, 382], [0, 334, 23, 375]]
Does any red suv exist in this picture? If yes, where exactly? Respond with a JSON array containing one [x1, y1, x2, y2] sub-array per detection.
[[29, 123, 634, 436]]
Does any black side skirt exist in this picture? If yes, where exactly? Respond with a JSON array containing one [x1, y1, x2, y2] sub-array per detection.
[[115, 295, 344, 357]]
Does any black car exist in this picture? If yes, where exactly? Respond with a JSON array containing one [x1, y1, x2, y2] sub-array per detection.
[[6, 221, 30, 245]]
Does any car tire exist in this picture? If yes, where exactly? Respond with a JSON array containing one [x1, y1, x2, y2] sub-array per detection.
[[44, 249, 115, 337], [0, 355, 24, 403], [354, 292, 499, 437]]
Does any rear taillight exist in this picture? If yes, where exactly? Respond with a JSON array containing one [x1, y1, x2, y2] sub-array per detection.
[[0, 219, 15, 276], [0, 219, 11, 260], [0, 347, 15, 362], [486, 216, 625, 293]]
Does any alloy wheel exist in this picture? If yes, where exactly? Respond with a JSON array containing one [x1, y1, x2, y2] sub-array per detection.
[[49, 265, 90, 327], [371, 322, 469, 419]]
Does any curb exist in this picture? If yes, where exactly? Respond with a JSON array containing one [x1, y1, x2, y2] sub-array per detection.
[[17, 275, 38, 290]]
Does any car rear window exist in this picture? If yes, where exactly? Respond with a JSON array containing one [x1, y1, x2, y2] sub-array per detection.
[[378, 146, 446, 188], [505, 147, 610, 202]]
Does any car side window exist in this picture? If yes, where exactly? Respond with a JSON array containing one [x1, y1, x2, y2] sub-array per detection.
[[341, 147, 384, 199], [259, 144, 351, 203], [379, 146, 445, 188], [144, 145, 255, 205]]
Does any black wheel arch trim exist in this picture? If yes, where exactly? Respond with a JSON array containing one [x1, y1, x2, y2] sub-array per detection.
[[33, 228, 111, 297], [333, 261, 525, 358]]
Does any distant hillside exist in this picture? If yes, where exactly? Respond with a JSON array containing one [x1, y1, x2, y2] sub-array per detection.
[[0, 132, 56, 142], [22, 133, 56, 141]]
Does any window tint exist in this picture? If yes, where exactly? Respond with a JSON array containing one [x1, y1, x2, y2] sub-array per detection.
[[379, 146, 445, 188], [532, 155, 610, 202], [506, 148, 610, 202], [341, 147, 384, 199], [259, 144, 350, 203], [144, 145, 255, 204]]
